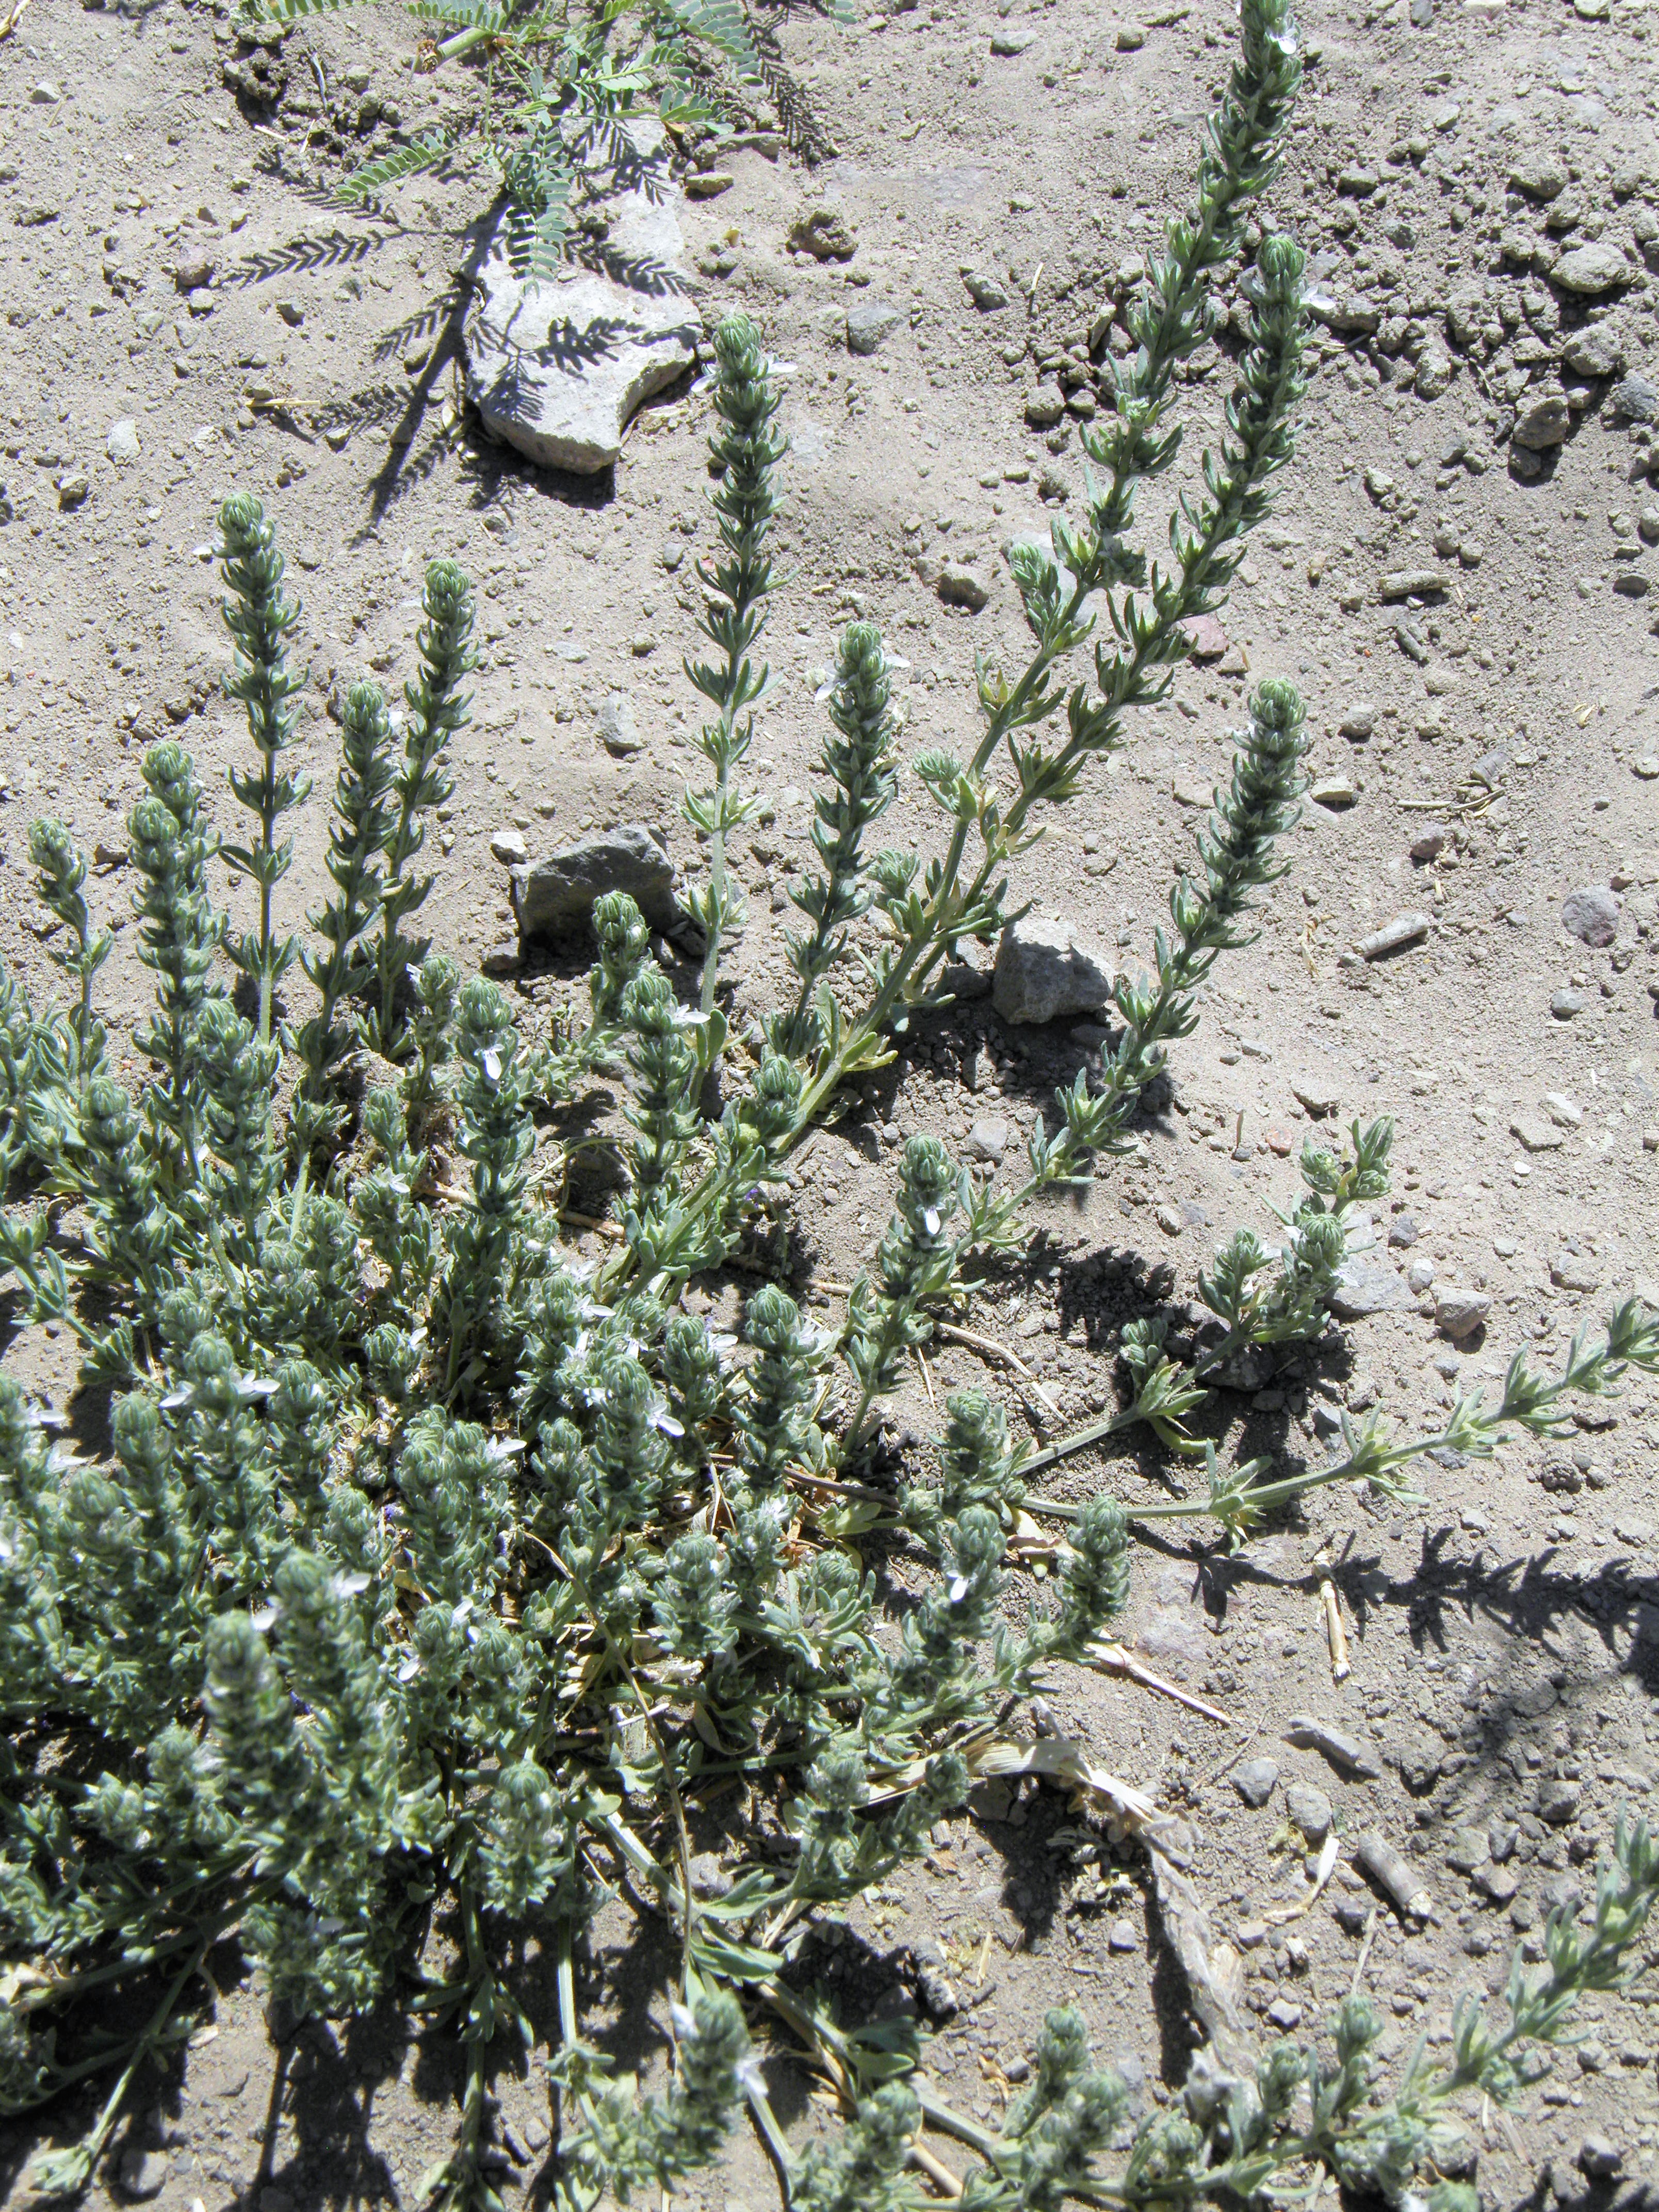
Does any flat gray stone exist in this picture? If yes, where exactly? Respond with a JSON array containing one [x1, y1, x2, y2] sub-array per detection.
[[847, 298, 902, 355], [1553, 241, 1634, 295], [1562, 884, 1620, 946], [1233, 1756, 1279, 1808], [992, 916, 1113, 1025], [465, 124, 698, 474], [105, 417, 140, 464], [1328, 1255, 1416, 1320], [1511, 1113, 1564, 1152], [511, 824, 700, 948]]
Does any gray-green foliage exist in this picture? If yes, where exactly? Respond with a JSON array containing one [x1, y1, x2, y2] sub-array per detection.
[[249, 0, 787, 280], [6, 8, 1623, 2209]]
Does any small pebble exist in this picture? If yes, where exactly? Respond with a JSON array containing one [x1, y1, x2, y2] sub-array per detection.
[[1233, 1756, 1279, 1809]]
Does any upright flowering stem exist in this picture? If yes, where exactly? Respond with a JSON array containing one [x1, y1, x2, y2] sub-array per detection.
[[683, 314, 784, 1017]]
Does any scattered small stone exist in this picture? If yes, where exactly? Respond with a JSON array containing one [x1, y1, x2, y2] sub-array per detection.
[[1510, 156, 1568, 201], [1108, 1917, 1140, 1951], [1553, 242, 1634, 296], [1339, 703, 1377, 740], [600, 692, 644, 758], [1308, 774, 1358, 809], [1291, 1077, 1342, 1117], [1444, 1825, 1490, 1874], [1414, 344, 1452, 400], [1537, 1778, 1583, 1826], [1550, 1251, 1601, 1293], [1472, 1860, 1520, 1904], [1634, 755, 1659, 779], [1566, 325, 1625, 377], [1579, 2139, 1623, 2181], [1233, 1757, 1279, 1808], [1550, 988, 1587, 1019], [1511, 1114, 1564, 1153], [937, 563, 990, 611], [1388, 1215, 1419, 1248], [1358, 910, 1431, 959], [990, 24, 1037, 51], [479, 940, 522, 976], [1180, 612, 1228, 660], [1544, 1092, 1583, 1128], [1115, 22, 1146, 49], [117, 2151, 170, 2202], [1378, 569, 1448, 601], [1266, 1996, 1304, 2030], [992, 916, 1114, 1025], [1286, 1782, 1333, 1845], [1561, 884, 1620, 947], [962, 268, 1010, 311], [846, 298, 902, 356], [56, 470, 89, 509], [105, 418, 140, 464], [1406, 1256, 1435, 1295], [1435, 1288, 1490, 1340], [683, 171, 733, 200], [1513, 394, 1570, 449], [490, 827, 528, 867], [1024, 385, 1066, 430], [1409, 824, 1447, 861], [968, 1116, 1010, 1164], [1286, 1715, 1383, 1779], [1612, 372, 1659, 425], [173, 250, 215, 292]]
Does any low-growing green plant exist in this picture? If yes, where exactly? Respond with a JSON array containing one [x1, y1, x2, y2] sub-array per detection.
[[247, 0, 804, 279], [10, 3, 1651, 2204]]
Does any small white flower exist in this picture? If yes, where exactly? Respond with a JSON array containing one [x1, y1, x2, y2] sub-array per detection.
[[250, 1603, 279, 1632], [397, 1652, 421, 1682], [655, 1410, 686, 1438], [482, 1047, 502, 1083], [734, 2052, 765, 2095], [669, 1999, 698, 2042], [949, 1575, 970, 1603], [332, 1571, 371, 1599], [922, 1207, 941, 1236]]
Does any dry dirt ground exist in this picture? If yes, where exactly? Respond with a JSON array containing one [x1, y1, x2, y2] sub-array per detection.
[[3, 0, 1659, 2203]]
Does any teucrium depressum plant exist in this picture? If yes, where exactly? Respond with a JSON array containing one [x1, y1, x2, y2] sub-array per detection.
[[2, 11, 1605, 2210]]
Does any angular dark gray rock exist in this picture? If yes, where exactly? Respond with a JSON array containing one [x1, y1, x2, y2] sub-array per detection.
[[511, 825, 702, 949]]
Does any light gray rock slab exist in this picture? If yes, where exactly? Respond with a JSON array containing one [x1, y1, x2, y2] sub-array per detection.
[[465, 127, 699, 474]]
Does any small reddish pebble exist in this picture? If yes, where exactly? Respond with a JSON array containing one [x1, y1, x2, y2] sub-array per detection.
[[1265, 1127, 1293, 1156]]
